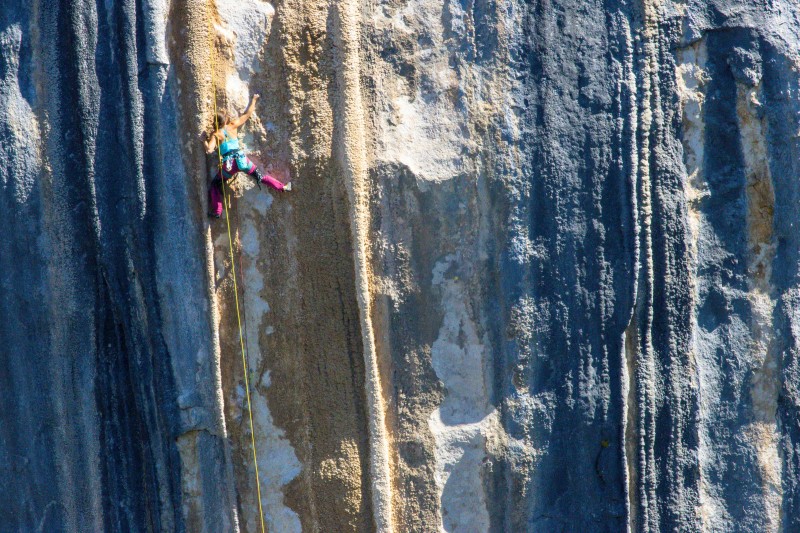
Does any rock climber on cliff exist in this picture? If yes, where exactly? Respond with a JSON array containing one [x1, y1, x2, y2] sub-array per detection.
[[203, 93, 291, 218]]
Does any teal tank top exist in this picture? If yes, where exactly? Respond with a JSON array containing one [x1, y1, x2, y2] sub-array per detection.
[[219, 128, 240, 155]]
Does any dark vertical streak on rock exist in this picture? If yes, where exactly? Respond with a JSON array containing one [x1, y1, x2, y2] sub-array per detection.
[[0, 4, 62, 530], [761, 40, 800, 531], [369, 164, 447, 531], [75, 0, 183, 530], [648, 25, 700, 533], [497, 0, 636, 529]]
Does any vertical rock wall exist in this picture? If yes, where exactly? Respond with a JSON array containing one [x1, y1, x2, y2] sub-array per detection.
[[0, 0, 239, 531], [3, 0, 800, 532]]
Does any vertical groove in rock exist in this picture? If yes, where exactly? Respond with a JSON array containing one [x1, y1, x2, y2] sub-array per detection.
[[208, 1, 377, 531], [619, 10, 642, 531], [634, 1, 660, 528], [163, 0, 241, 530], [677, 35, 710, 530], [623, 322, 640, 532], [635, 1, 703, 529], [737, 70, 782, 530], [331, 1, 394, 530]]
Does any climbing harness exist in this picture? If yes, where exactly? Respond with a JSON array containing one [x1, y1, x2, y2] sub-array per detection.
[[215, 130, 263, 191], [219, 127, 241, 156], [208, 5, 267, 532]]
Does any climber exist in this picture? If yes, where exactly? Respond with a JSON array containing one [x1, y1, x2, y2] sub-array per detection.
[[203, 93, 291, 218]]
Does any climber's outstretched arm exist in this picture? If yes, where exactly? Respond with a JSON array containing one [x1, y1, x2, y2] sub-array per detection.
[[230, 94, 261, 127]]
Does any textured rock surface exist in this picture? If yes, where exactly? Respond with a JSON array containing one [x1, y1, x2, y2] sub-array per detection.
[[3, 0, 800, 531]]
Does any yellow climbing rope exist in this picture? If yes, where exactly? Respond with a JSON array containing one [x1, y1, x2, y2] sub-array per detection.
[[207, 4, 267, 532]]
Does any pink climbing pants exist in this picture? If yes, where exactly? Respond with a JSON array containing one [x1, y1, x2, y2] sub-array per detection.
[[209, 153, 286, 217]]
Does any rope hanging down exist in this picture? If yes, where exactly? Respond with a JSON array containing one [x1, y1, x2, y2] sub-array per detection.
[[208, 4, 267, 531]]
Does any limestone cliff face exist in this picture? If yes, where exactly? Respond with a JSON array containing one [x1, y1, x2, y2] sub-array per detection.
[[3, 0, 800, 532]]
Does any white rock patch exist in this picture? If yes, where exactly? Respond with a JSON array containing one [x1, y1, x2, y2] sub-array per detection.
[[428, 254, 493, 532], [372, 1, 467, 182]]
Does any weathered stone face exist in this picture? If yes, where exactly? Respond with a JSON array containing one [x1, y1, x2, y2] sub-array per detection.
[[3, 0, 800, 531]]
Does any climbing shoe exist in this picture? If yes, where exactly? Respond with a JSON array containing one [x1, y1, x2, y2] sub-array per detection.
[[284, 182, 292, 191]]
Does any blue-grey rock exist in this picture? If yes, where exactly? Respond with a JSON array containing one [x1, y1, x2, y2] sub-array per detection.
[[2, 0, 800, 532]]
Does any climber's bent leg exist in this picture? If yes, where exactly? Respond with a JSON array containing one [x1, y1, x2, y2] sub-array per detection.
[[257, 169, 287, 191], [242, 157, 286, 191]]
